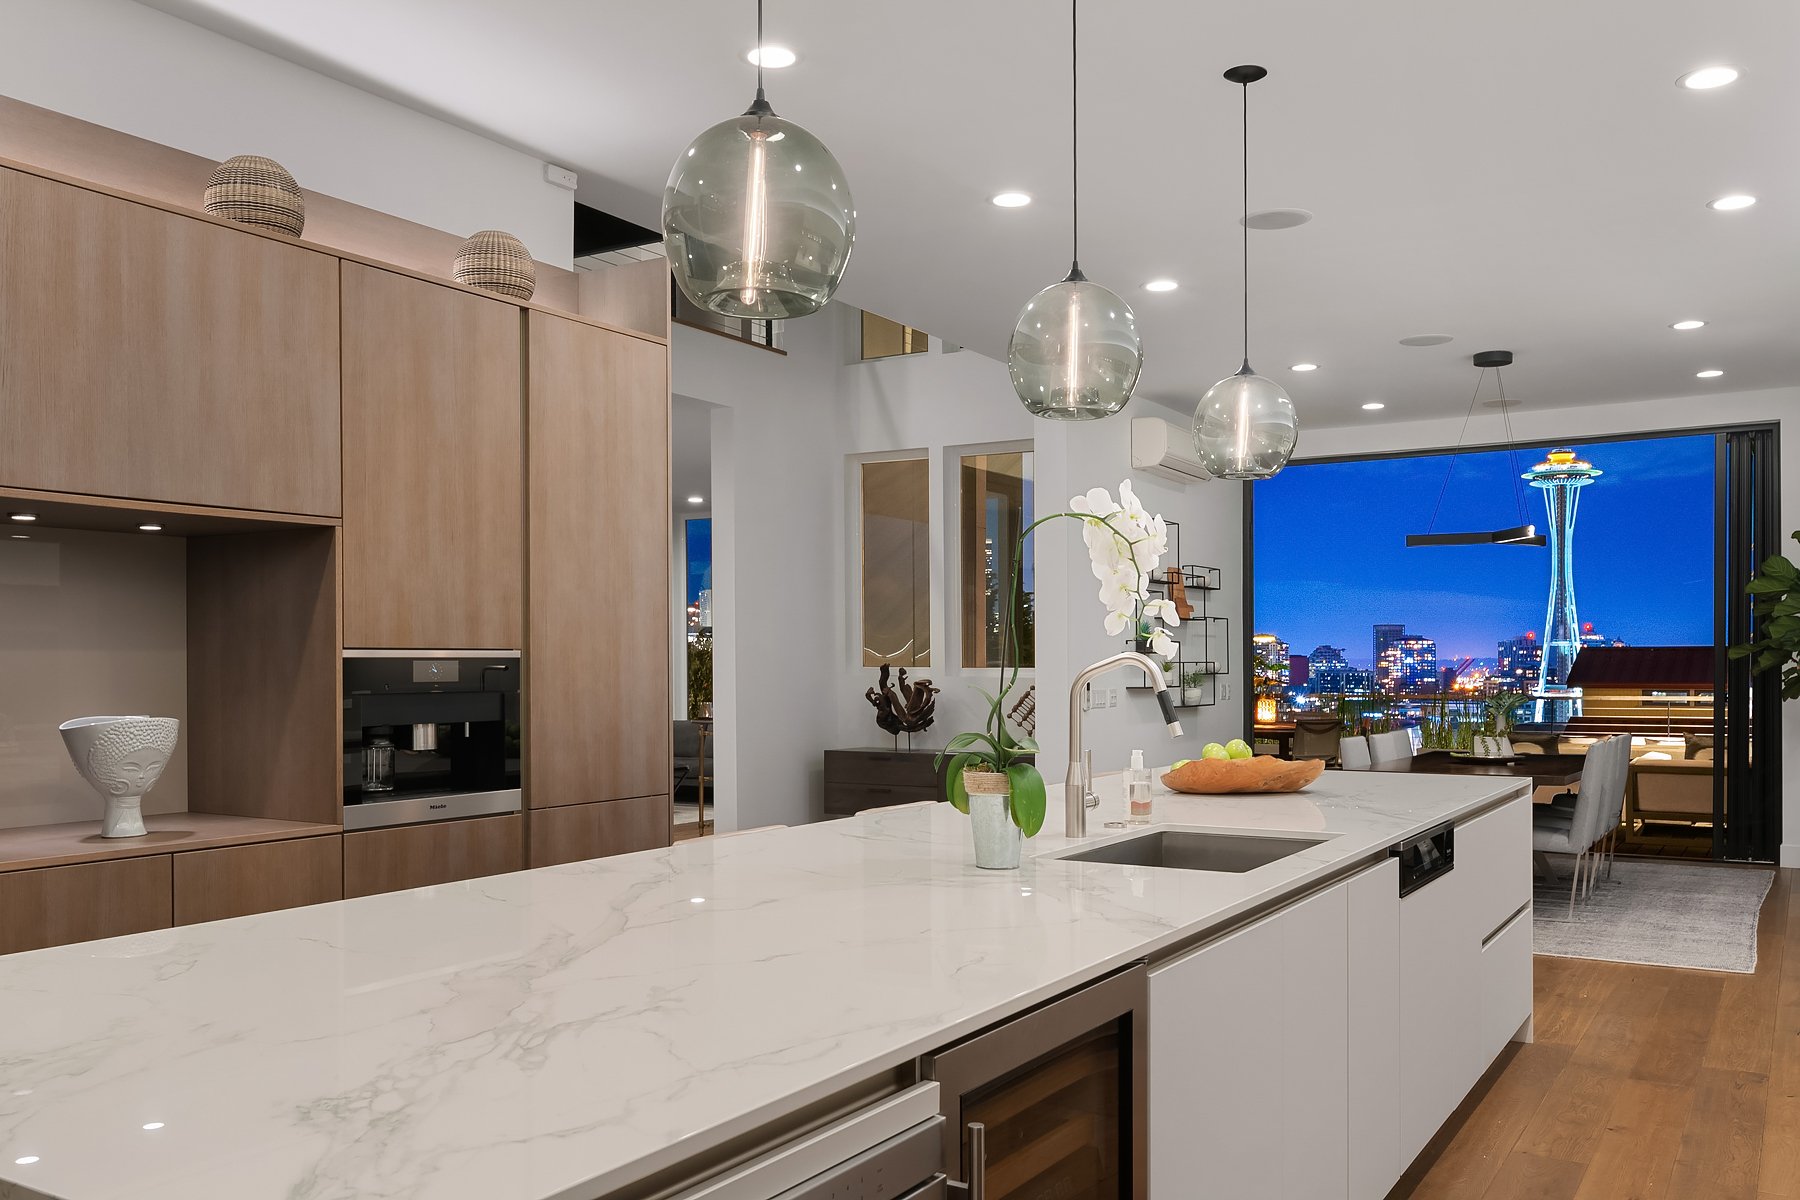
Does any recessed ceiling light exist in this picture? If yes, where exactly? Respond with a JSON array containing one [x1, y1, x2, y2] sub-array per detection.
[[1398, 334, 1454, 347], [1709, 193, 1756, 211], [141, 1122, 165, 1131], [687, 495, 706, 505], [991, 191, 1032, 208], [14, 1156, 39, 1166], [9, 534, 28, 540], [745, 45, 796, 68], [1679, 66, 1740, 90], [690, 896, 707, 904], [7, 512, 37, 522], [1290, 362, 1318, 372], [1670, 319, 1706, 330], [1241, 208, 1313, 230], [1696, 369, 1725, 378], [1143, 278, 1179, 293], [1361, 401, 1385, 411]]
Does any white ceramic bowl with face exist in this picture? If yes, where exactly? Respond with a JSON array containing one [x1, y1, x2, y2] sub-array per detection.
[[58, 716, 181, 837]]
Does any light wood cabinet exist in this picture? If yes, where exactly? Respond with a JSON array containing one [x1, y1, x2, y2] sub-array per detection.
[[1150, 878, 1351, 1200], [172, 835, 342, 925], [0, 166, 340, 515], [344, 814, 523, 897], [341, 263, 523, 649], [528, 796, 669, 868], [0, 857, 172, 954], [526, 312, 670, 809]]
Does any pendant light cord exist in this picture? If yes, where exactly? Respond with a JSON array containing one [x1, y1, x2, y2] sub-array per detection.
[[1070, 0, 1080, 273], [1240, 77, 1249, 369], [1498, 369, 1529, 526], [1424, 369, 1487, 535]]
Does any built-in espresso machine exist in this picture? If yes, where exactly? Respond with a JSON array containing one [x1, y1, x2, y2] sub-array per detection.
[[342, 651, 521, 831]]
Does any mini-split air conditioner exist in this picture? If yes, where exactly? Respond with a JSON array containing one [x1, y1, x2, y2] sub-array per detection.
[[1130, 417, 1211, 484]]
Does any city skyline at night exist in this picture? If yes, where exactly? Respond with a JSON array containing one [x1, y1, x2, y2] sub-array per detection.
[[1252, 434, 1715, 666]]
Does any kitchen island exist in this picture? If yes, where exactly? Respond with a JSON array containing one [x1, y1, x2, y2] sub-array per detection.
[[0, 769, 1530, 1200]]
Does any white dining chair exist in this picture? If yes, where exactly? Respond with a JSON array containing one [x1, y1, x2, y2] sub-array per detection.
[[1338, 736, 1372, 771], [1532, 734, 1630, 915], [1368, 729, 1414, 766]]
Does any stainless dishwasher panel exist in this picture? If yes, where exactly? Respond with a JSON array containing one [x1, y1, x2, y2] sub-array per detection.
[[675, 1082, 943, 1200]]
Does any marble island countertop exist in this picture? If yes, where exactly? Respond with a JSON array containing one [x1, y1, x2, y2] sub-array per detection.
[[0, 769, 1527, 1200]]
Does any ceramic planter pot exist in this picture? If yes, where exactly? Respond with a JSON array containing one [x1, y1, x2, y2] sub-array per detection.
[[1182, 686, 1205, 706], [963, 768, 1022, 870], [58, 716, 180, 838]]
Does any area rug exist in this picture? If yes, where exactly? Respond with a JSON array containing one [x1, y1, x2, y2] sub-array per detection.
[[1532, 859, 1774, 974]]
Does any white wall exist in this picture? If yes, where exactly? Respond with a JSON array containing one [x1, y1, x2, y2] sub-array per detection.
[[0, 0, 572, 265], [1297, 387, 1799, 866], [675, 306, 1248, 829]]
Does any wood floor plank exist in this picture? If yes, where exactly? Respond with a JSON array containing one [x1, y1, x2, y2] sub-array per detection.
[[1482, 1150, 1589, 1200], [1667, 1068, 1767, 1200], [1569, 1079, 1692, 1200], [1757, 881, 1800, 1196], [1708, 880, 1791, 1074], [1408, 1045, 1574, 1199], [1571, 965, 1673, 1073], [1514, 1062, 1627, 1166], [1535, 957, 1616, 1048], [1633, 972, 1726, 1087]]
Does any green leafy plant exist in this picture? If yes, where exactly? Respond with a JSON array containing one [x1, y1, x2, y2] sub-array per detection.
[[1182, 669, 1205, 689], [687, 636, 713, 719], [937, 482, 1177, 838], [1730, 530, 1800, 699]]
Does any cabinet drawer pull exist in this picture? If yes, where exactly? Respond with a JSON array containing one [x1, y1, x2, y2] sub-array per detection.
[[949, 1122, 986, 1199]]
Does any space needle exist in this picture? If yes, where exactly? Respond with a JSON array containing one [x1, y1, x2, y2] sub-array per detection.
[[1523, 448, 1603, 723]]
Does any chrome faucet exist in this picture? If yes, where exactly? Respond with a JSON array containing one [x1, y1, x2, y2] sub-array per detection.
[[1065, 651, 1185, 838]]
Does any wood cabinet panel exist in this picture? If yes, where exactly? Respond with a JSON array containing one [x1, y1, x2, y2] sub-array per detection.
[[344, 814, 523, 898], [341, 263, 523, 648], [527, 795, 669, 868], [172, 835, 342, 925], [0, 166, 340, 514], [0, 856, 172, 954], [526, 313, 670, 808]]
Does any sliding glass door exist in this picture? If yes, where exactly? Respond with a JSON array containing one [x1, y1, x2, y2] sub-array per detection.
[[1715, 427, 1783, 862]]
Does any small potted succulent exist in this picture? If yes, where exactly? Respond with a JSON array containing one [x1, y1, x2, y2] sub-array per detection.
[[1181, 669, 1207, 708], [939, 481, 1179, 868]]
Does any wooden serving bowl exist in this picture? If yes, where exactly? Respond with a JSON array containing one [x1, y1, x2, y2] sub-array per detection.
[[1161, 756, 1326, 794]]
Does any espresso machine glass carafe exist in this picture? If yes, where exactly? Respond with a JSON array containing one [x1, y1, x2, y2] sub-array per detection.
[[342, 652, 522, 830]]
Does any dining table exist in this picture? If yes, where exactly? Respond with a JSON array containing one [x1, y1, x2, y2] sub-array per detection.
[[1372, 749, 1587, 795]]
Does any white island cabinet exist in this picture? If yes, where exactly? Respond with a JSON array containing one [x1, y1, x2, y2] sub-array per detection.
[[1149, 795, 1532, 1200]]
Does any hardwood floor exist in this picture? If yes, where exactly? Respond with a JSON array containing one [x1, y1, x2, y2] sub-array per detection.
[[1396, 867, 1799, 1199]]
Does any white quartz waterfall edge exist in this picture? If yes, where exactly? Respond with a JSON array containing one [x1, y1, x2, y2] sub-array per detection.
[[1532, 859, 1774, 974]]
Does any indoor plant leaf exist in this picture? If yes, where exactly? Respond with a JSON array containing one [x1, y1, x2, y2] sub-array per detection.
[[944, 752, 976, 814], [1006, 763, 1047, 838]]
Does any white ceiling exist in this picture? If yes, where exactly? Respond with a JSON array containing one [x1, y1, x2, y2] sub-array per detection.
[[142, 0, 1800, 425]]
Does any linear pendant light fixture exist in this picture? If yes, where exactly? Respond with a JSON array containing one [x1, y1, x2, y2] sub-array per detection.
[[1008, 0, 1142, 421], [1192, 66, 1299, 479], [1406, 350, 1548, 547], [661, 0, 854, 320]]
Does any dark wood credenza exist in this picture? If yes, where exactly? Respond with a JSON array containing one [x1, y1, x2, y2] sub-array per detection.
[[823, 748, 953, 817]]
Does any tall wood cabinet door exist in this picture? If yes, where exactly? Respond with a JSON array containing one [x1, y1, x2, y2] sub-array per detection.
[[526, 313, 670, 809], [341, 263, 523, 648], [0, 857, 173, 955], [0, 167, 340, 514]]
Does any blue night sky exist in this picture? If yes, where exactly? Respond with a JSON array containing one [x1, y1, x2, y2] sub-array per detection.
[[1252, 435, 1716, 666]]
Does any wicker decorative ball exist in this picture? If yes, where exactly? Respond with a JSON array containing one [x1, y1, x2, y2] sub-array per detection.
[[202, 155, 305, 236], [453, 230, 537, 300]]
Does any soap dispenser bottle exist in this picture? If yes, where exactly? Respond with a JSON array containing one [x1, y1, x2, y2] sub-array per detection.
[[1126, 749, 1153, 824]]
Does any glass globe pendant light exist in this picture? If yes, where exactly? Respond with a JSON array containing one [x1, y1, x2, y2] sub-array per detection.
[[662, 0, 854, 320], [1008, 0, 1141, 420], [1193, 65, 1299, 478]]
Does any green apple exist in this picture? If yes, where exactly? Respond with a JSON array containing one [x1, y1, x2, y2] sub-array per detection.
[[1201, 742, 1229, 760], [1225, 739, 1254, 760], [1170, 759, 1192, 770]]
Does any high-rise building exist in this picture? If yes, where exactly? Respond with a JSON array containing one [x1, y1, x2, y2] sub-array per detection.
[[1373, 623, 1405, 674], [1496, 631, 1543, 691], [1252, 634, 1290, 685], [1378, 634, 1438, 693], [1579, 622, 1625, 649], [1308, 644, 1350, 692], [1523, 448, 1602, 717], [1287, 655, 1309, 688]]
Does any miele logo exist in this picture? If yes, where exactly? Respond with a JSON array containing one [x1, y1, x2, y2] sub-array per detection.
[[429, 803, 448, 811]]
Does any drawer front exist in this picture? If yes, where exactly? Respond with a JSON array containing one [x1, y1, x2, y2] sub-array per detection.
[[345, 814, 523, 898], [173, 836, 343, 925], [823, 751, 944, 788], [528, 795, 670, 868], [825, 782, 940, 816], [1459, 796, 1532, 942], [0, 856, 173, 954], [1479, 904, 1534, 1064]]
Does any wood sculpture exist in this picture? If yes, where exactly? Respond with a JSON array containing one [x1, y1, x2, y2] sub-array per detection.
[[865, 666, 939, 747]]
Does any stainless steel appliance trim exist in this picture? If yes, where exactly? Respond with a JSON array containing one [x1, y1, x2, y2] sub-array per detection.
[[769, 1117, 945, 1200], [673, 1083, 941, 1200], [923, 963, 1149, 1199], [343, 648, 522, 659], [342, 788, 522, 831]]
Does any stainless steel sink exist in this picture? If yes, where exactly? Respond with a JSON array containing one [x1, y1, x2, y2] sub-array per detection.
[[1057, 829, 1330, 872]]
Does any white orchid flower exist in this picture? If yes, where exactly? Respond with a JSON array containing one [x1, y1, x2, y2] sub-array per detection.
[[1103, 608, 1135, 637], [1071, 487, 1121, 521], [1144, 597, 1181, 628], [1150, 630, 1179, 658]]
